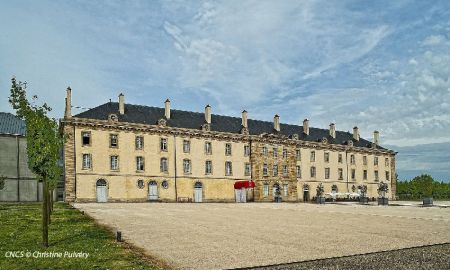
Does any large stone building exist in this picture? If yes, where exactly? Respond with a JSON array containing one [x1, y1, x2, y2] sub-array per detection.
[[62, 89, 396, 203], [0, 112, 41, 202]]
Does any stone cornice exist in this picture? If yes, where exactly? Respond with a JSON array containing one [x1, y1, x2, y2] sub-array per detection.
[[61, 117, 396, 156]]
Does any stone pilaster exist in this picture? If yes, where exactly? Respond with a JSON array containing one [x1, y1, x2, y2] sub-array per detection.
[[64, 124, 76, 202], [390, 155, 397, 200]]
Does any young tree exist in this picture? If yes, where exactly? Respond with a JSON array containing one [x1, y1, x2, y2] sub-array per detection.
[[9, 78, 65, 247]]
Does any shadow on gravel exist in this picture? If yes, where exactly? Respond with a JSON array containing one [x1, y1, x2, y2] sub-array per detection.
[[230, 242, 450, 270]]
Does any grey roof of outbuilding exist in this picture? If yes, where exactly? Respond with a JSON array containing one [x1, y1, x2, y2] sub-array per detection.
[[0, 112, 26, 136], [75, 102, 386, 150]]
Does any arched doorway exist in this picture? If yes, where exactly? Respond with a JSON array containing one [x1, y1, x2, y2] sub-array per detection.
[[96, 179, 108, 203], [303, 184, 310, 202], [148, 181, 158, 201], [194, 181, 203, 203], [272, 183, 280, 202]]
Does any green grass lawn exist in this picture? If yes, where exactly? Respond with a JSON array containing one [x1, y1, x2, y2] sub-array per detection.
[[0, 203, 160, 270]]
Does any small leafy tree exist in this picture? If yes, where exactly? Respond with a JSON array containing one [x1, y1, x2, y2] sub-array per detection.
[[377, 182, 389, 198], [9, 78, 65, 247], [316, 183, 324, 197], [358, 184, 368, 198]]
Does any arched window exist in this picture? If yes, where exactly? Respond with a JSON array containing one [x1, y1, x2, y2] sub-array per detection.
[[331, 184, 338, 193], [194, 181, 202, 189], [96, 179, 107, 186]]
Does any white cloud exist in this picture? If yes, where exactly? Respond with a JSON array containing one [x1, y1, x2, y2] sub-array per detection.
[[422, 34, 446, 46]]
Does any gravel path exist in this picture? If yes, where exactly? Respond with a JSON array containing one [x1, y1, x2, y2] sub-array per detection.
[[239, 243, 450, 270], [74, 203, 450, 270]]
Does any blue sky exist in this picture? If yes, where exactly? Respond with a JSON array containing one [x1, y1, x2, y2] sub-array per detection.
[[1, 1, 449, 181]]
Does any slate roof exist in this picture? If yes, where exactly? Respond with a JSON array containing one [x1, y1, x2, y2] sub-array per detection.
[[0, 112, 26, 136], [75, 102, 386, 150]]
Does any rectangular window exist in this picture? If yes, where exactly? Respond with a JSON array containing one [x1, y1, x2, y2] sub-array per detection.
[[82, 132, 91, 146], [245, 163, 251, 176], [262, 146, 268, 156], [351, 169, 356, 180], [160, 138, 168, 151], [386, 171, 390, 181], [374, 156, 379, 166], [135, 136, 144, 150], [183, 159, 191, 174], [310, 166, 316, 178], [273, 147, 278, 158], [244, 145, 250, 156], [296, 166, 301, 178], [183, 140, 190, 153], [160, 158, 168, 172], [325, 168, 330, 179], [310, 151, 315, 162], [263, 184, 269, 197], [225, 161, 233, 176], [296, 149, 301, 161], [283, 184, 288, 197], [263, 163, 268, 176], [205, 142, 212, 154], [82, 154, 91, 169], [363, 156, 367, 165], [273, 165, 278, 176], [375, 170, 379, 181], [110, 155, 119, 170], [385, 158, 389, 167], [205, 160, 212, 175], [338, 168, 343, 180], [225, 143, 232, 156], [110, 134, 118, 148], [283, 165, 288, 176], [324, 152, 330, 163], [136, 156, 144, 171], [350, 155, 355, 165], [282, 148, 288, 159], [338, 153, 343, 163], [363, 170, 367, 180]]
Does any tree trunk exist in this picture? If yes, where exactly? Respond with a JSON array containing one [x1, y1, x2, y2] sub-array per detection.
[[42, 180, 49, 247], [50, 189, 54, 213], [47, 189, 52, 224]]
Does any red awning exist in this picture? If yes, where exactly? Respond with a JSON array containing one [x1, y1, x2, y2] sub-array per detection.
[[234, 180, 255, 189]]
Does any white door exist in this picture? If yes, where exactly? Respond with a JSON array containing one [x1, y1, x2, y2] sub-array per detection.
[[240, 188, 246, 203], [148, 181, 158, 201], [235, 189, 241, 203], [194, 182, 203, 203], [96, 179, 108, 203]]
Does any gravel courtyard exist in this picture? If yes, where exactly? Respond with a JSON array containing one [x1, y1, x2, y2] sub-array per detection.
[[74, 203, 450, 270]]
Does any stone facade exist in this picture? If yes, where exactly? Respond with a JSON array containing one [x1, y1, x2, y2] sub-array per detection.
[[62, 92, 397, 203]]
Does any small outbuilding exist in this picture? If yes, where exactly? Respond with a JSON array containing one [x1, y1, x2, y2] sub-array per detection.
[[234, 180, 255, 203]]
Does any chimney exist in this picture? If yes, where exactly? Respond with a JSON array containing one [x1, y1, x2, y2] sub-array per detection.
[[373, 130, 380, 145], [241, 110, 248, 128], [353, 126, 359, 141], [274, 114, 280, 132], [64, 86, 72, 119], [329, 123, 336, 139], [118, 93, 125, 115], [205, 105, 211, 124], [303, 119, 309, 135], [164, 99, 171, 119]]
